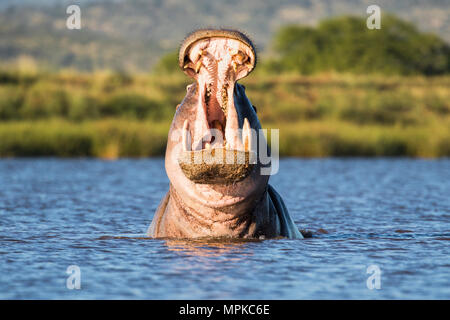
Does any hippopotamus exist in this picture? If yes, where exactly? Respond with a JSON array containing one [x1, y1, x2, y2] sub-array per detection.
[[147, 29, 303, 239]]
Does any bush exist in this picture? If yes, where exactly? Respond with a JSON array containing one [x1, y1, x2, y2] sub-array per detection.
[[0, 86, 25, 120], [99, 93, 163, 119], [20, 84, 70, 119], [273, 15, 450, 75], [152, 51, 179, 74]]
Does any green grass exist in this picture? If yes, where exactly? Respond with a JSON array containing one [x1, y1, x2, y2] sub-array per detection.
[[1, 70, 449, 157], [0, 119, 170, 158]]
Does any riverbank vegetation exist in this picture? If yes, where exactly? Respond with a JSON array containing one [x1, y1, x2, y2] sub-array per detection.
[[0, 70, 449, 158]]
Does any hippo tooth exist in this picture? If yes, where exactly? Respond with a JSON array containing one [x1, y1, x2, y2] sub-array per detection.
[[243, 118, 251, 151], [182, 120, 191, 151], [195, 60, 203, 73], [228, 48, 239, 55], [232, 61, 238, 72]]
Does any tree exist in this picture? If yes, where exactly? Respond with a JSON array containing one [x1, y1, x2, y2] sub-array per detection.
[[153, 50, 179, 74], [273, 15, 450, 75]]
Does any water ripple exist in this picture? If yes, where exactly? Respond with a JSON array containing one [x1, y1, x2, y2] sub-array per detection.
[[0, 158, 449, 299]]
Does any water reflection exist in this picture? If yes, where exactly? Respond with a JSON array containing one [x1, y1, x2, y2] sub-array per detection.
[[98, 234, 257, 258], [164, 238, 260, 258]]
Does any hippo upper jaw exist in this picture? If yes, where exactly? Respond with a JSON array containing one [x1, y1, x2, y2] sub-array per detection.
[[179, 35, 256, 152]]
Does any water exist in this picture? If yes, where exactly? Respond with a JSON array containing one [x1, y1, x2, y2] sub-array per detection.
[[0, 158, 449, 299]]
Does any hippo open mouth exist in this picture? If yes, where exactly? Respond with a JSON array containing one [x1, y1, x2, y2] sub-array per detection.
[[176, 29, 258, 184], [147, 28, 303, 239]]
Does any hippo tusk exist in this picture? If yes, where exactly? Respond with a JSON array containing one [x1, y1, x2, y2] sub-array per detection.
[[242, 118, 252, 152], [194, 60, 203, 73], [182, 120, 191, 151]]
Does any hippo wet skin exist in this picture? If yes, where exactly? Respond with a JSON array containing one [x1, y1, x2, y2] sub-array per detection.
[[147, 29, 303, 239]]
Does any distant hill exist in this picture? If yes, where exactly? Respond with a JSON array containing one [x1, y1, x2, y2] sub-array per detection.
[[1, 0, 449, 72]]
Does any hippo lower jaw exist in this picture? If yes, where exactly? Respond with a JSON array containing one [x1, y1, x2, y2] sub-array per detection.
[[147, 29, 303, 239], [179, 148, 256, 184]]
